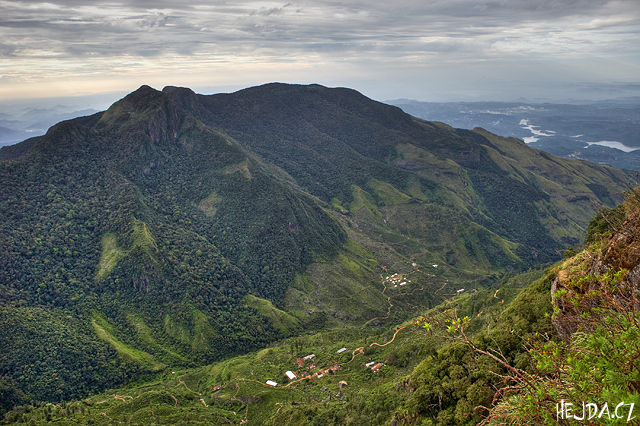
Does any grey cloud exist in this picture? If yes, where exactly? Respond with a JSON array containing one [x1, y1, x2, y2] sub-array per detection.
[[0, 0, 637, 103], [0, 43, 17, 57], [250, 6, 289, 17]]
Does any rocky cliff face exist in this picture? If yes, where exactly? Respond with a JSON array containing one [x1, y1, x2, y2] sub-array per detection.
[[552, 189, 640, 343]]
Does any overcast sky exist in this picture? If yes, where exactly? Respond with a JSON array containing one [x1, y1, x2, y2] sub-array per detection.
[[1, 0, 639, 106]]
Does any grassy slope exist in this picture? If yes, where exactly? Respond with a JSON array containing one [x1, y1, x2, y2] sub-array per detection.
[[91, 312, 165, 372], [244, 295, 299, 335], [95, 233, 125, 280], [471, 128, 630, 242]]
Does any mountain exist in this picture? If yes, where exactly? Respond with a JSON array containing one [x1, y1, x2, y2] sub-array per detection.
[[0, 126, 32, 147], [0, 107, 100, 147], [0, 83, 635, 412]]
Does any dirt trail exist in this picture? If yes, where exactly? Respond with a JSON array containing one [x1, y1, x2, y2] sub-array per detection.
[[344, 347, 364, 364], [178, 380, 200, 395], [369, 326, 406, 347], [112, 395, 132, 402], [363, 274, 394, 326], [238, 378, 277, 388]]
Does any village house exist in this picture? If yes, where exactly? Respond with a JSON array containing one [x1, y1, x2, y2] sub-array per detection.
[[285, 371, 297, 380], [266, 380, 278, 387]]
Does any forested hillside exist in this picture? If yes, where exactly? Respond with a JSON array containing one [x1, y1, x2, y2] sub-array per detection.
[[0, 83, 634, 414]]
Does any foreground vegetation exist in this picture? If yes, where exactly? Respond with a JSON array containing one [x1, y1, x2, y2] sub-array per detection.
[[480, 186, 640, 425]]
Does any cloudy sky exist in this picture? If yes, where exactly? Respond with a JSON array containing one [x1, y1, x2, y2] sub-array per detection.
[[1, 0, 639, 105]]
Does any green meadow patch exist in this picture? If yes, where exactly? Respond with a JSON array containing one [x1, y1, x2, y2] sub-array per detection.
[[91, 311, 165, 372], [95, 233, 125, 280], [245, 295, 299, 334]]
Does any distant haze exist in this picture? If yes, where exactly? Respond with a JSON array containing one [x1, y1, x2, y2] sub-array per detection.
[[0, 0, 638, 104]]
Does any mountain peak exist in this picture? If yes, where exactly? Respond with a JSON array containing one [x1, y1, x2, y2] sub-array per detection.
[[96, 84, 176, 134], [162, 85, 195, 96], [162, 86, 199, 111], [134, 84, 159, 94], [121, 84, 163, 106]]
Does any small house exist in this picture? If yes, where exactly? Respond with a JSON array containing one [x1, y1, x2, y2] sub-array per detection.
[[303, 354, 316, 360], [365, 361, 375, 367], [336, 347, 347, 354], [285, 371, 297, 380], [266, 380, 278, 387]]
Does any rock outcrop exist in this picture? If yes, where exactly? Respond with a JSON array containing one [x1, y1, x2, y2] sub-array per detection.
[[551, 195, 640, 343]]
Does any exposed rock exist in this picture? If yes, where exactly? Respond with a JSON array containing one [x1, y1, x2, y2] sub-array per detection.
[[552, 212, 640, 343]]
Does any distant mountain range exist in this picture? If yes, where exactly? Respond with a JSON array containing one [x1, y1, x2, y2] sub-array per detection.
[[389, 98, 640, 171], [0, 83, 635, 411], [0, 107, 99, 147]]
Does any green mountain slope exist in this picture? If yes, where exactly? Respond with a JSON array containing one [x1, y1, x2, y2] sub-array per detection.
[[165, 83, 632, 263], [0, 83, 634, 411], [0, 86, 345, 409]]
